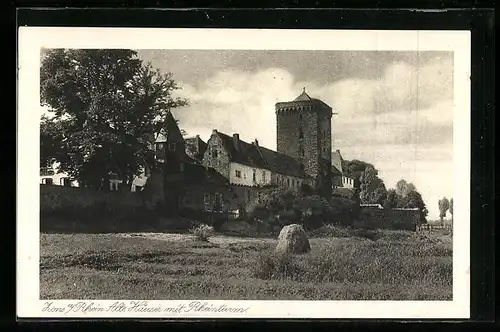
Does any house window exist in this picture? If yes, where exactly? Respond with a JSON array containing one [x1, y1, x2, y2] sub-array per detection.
[[235, 170, 241, 178], [243, 173, 247, 179], [287, 178, 290, 186], [211, 148, 218, 158], [252, 170, 256, 181], [262, 171, 266, 182], [61, 177, 71, 187], [204, 193, 211, 205], [214, 193, 223, 212], [169, 143, 176, 151]]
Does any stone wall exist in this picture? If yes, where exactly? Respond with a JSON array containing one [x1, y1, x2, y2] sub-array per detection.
[[275, 101, 332, 201], [359, 205, 419, 231]]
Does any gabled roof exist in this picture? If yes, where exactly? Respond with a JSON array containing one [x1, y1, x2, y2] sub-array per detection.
[[213, 131, 309, 179], [331, 165, 342, 176], [185, 135, 208, 163], [331, 150, 344, 174], [154, 111, 184, 143], [182, 162, 229, 185]]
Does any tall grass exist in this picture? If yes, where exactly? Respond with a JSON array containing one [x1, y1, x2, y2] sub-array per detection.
[[253, 239, 452, 287]]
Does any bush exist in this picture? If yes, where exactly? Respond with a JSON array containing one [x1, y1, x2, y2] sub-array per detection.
[[189, 223, 215, 241], [309, 224, 355, 238]]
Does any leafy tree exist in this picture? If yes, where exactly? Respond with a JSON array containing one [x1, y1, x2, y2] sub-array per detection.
[[395, 179, 416, 197], [438, 197, 450, 225], [449, 198, 453, 224], [383, 189, 399, 210], [359, 165, 387, 204], [399, 190, 428, 223], [343, 159, 374, 188], [40, 49, 188, 190]]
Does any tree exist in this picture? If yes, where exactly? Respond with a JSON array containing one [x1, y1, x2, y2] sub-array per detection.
[[343, 159, 374, 188], [438, 197, 450, 225], [399, 190, 428, 223], [449, 198, 454, 224], [383, 189, 399, 210], [40, 49, 188, 190], [395, 179, 416, 197], [359, 165, 387, 204]]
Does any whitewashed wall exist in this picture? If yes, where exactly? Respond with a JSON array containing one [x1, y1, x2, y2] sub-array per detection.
[[229, 162, 272, 186], [342, 176, 355, 189]]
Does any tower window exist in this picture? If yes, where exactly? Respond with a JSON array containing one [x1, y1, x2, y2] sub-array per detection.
[[262, 171, 266, 182], [252, 170, 256, 181], [211, 148, 218, 158]]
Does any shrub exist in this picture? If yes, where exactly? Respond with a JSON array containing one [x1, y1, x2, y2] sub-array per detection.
[[189, 223, 215, 242], [309, 224, 354, 238]]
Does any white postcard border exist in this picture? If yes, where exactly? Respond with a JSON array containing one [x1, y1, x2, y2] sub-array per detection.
[[17, 27, 471, 319]]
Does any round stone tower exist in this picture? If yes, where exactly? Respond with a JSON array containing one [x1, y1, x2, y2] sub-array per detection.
[[275, 88, 333, 199]]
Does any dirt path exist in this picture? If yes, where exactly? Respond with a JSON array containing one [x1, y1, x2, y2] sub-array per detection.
[[115, 232, 276, 245]]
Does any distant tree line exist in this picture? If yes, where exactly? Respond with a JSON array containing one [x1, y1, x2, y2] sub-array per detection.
[[343, 160, 428, 223]]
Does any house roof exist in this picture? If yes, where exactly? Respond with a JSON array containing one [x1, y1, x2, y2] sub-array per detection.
[[154, 111, 183, 143], [275, 89, 333, 112], [331, 150, 344, 174], [213, 131, 309, 179], [180, 162, 229, 186], [184, 135, 208, 163], [294, 90, 313, 101], [331, 165, 342, 176]]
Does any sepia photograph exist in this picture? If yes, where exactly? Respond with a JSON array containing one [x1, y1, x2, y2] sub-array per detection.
[[17, 28, 471, 319]]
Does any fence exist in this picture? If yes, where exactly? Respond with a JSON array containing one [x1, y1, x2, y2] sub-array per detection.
[[416, 224, 453, 232]]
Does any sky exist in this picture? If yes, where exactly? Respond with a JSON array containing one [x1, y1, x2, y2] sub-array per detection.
[[136, 50, 454, 220]]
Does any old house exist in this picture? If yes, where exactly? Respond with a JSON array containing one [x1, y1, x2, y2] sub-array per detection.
[[202, 130, 313, 194], [141, 111, 237, 217], [331, 149, 355, 189], [184, 135, 208, 164]]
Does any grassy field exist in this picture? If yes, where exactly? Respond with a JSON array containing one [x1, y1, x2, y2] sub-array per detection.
[[40, 227, 453, 300]]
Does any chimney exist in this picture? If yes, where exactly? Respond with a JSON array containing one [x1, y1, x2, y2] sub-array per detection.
[[212, 129, 218, 135], [233, 134, 240, 151], [254, 139, 259, 146], [196, 134, 200, 139], [336, 149, 340, 153]]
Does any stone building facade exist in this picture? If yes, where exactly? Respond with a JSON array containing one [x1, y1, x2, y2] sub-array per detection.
[[275, 89, 333, 199], [202, 129, 313, 192], [331, 149, 355, 189]]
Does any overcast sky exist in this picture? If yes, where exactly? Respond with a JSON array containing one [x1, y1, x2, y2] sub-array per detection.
[[137, 49, 454, 220]]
